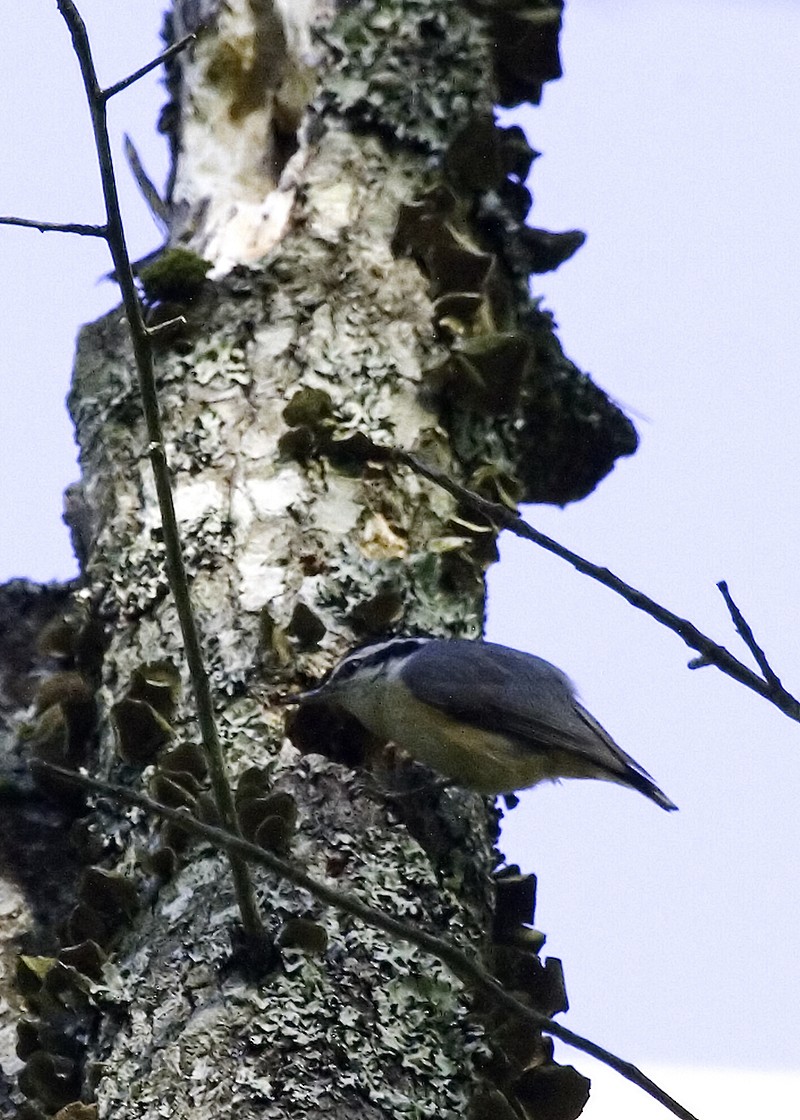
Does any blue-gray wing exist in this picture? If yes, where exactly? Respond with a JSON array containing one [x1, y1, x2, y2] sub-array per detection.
[[400, 639, 660, 786], [400, 639, 584, 746]]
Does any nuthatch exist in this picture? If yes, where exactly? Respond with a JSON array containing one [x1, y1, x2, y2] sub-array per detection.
[[280, 636, 677, 811]]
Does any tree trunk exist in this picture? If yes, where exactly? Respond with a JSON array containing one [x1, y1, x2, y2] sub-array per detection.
[[1, 2, 636, 1118]]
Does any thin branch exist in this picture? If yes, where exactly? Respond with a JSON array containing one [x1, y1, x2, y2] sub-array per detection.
[[0, 215, 106, 237], [716, 580, 782, 689], [55, 1, 263, 941], [393, 449, 800, 724], [123, 134, 170, 232], [147, 315, 187, 336], [101, 32, 196, 101], [37, 763, 699, 1120]]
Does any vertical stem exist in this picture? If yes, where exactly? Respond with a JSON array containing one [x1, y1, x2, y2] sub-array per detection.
[[56, 0, 264, 941]]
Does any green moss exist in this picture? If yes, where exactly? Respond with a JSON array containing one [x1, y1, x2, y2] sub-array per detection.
[[139, 248, 212, 304]]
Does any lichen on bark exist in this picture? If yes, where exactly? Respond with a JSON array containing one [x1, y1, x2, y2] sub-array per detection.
[[6, 2, 621, 1117], [62, 115, 500, 1120]]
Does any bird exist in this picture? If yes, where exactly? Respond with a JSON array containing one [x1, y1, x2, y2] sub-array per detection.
[[278, 635, 677, 811]]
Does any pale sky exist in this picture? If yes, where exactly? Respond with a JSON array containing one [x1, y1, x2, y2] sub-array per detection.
[[2, 4, 799, 1118]]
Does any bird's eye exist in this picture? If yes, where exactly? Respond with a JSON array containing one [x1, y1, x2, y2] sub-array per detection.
[[330, 657, 363, 683]]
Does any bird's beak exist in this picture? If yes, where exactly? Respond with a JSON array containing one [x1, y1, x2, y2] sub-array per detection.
[[273, 687, 325, 706]]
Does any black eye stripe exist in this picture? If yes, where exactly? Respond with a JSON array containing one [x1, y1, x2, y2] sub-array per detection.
[[328, 638, 431, 682]]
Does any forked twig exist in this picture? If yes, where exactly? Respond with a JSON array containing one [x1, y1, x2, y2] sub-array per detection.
[[394, 450, 800, 724], [716, 580, 782, 689]]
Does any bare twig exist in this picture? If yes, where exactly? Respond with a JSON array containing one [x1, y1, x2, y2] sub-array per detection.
[[716, 580, 782, 689], [0, 215, 106, 236], [394, 450, 800, 724], [101, 32, 195, 101], [147, 315, 187, 336], [37, 763, 700, 1120], [123, 134, 170, 231], [54, 0, 263, 942]]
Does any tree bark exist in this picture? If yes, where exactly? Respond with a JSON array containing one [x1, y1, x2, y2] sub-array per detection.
[[2, 2, 637, 1117]]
